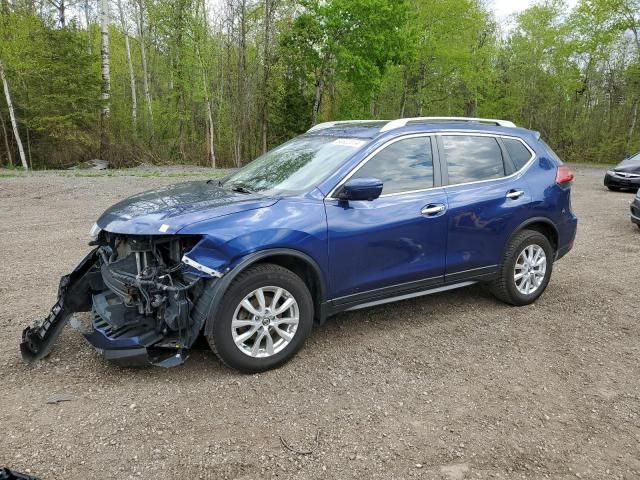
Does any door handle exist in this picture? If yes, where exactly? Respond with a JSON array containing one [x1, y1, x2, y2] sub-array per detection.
[[506, 190, 525, 200], [421, 204, 447, 216]]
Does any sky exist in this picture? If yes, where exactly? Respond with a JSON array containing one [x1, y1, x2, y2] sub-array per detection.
[[492, 0, 542, 20], [492, 0, 579, 20], [491, 0, 579, 32]]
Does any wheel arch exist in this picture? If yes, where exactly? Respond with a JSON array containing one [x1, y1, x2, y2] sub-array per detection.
[[508, 217, 559, 255], [202, 248, 327, 337]]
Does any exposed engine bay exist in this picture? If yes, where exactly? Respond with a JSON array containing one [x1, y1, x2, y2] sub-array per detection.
[[21, 233, 217, 367]]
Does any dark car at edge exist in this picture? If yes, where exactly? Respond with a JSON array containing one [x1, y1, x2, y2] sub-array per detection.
[[604, 152, 640, 191]]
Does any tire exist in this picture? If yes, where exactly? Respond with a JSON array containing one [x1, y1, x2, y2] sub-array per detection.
[[607, 186, 621, 191], [490, 229, 554, 306], [207, 263, 314, 373]]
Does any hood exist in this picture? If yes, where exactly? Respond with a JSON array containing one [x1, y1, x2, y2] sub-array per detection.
[[96, 181, 277, 235]]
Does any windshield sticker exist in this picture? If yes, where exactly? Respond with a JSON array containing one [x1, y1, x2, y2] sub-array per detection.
[[332, 138, 366, 148]]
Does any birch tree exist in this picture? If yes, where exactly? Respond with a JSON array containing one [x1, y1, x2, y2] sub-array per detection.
[[196, 0, 216, 167], [100, 0, 110, 119], [135, 0, 153, 124], [0, 61, 28, 170]]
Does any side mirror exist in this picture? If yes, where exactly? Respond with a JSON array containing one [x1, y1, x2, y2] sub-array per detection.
[[338, 178, 383, 201]]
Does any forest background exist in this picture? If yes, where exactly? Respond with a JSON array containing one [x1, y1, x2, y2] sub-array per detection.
[[0, 0, 639, 169]]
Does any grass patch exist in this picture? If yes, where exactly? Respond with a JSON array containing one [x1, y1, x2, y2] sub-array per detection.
[[0, 169, 229, 178], [64, 170, 225, 178]]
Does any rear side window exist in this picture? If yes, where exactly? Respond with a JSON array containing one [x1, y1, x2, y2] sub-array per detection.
[[352, 136, 434, 195], [442, 136, 505, 184], [503, 138, 533, 170]]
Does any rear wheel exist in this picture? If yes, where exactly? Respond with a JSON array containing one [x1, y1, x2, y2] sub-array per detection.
[[207, 263, 313, 373], [607, 186, 621, 191], [490, 230, 554, 306]]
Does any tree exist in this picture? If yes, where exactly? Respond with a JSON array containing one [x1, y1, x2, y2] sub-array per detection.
[[116, 0, 137, 133], [99, 0, 111, 160], [0, 61, 28, 169]]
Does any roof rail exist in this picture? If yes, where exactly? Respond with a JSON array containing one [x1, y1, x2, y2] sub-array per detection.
[[307, 120, 387, 133], [379, 116, 516, 132]]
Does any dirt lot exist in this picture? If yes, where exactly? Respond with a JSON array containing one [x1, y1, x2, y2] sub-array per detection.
[[0, 166, 638, 480]]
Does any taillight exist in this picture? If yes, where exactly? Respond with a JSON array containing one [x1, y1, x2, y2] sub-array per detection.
[[556, 165, 574, 185]]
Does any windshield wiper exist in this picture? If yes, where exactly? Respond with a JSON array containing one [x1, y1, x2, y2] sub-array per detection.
[[229, 184, 254, 194]]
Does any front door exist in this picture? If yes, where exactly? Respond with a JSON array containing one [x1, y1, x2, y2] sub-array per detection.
[[325, 135, 448, 301]]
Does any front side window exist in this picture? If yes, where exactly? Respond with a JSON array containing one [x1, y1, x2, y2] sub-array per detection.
[[503, 138, 533, 170], [350, 136, 434, 195], [224, 136, 367, 194], [442, 136, 505, 184]]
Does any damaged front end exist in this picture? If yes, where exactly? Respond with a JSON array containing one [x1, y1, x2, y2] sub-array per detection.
[[21, 233, 218, 367]]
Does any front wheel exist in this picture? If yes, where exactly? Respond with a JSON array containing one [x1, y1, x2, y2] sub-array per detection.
[[490, 230, 554, 306], [207, 263, 314, 373]]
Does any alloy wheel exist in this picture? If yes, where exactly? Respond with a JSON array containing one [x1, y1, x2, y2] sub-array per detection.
[[514, 244, 547, 295], [231, 286, 300, 358]]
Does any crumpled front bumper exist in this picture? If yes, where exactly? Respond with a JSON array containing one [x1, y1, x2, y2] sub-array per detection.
[[20, 249, 99, 363], [20, 241, 215, 369], [73, 314, 187, 368]]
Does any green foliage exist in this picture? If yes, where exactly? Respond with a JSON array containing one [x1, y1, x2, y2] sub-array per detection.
[[1, 11, 100, 166], [0, 0, 639, 168]]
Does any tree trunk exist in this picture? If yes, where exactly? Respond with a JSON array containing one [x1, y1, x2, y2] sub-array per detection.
[[417, 63, 426, 116], [260, 0, 273, 154], [0, 110, 13, 166], [0, 61, 27, 170], [99, 0, 110, 160], [399, 68, 408, 118], [25, 126, 32, 169], [231, 0, 248, 166], [117, 0, 137, 133], [311, 77, 323, 126], [195, 42, 216, 168], [205, 99, 215, 167], [629, 98, 638, 142], [136, 0, 153, 123], [100, 0, 110, 119], [49, 0, 66, 27], [83, 0, 91, 29], [59, 0, 65, 27]]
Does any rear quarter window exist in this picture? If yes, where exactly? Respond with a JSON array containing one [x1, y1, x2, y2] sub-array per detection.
[[503, 138, 533, 170]]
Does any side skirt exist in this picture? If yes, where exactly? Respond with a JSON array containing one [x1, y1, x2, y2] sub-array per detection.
[[344, 281, 476, 311], [321, 265, 497, 319]]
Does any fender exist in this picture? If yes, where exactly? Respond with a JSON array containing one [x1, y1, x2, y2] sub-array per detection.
[[200, 248, 328, 337], [503, 216, 559, 258]]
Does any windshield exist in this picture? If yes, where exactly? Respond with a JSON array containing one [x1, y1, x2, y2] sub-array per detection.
[[223, 136, 367, 194], [620, 152, 640, 166]]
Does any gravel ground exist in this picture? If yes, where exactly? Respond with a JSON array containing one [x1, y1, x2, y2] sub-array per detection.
[[0, 166, 638, 480]]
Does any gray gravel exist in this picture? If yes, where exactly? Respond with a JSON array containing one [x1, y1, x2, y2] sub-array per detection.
[[0, 166, 639, 479]]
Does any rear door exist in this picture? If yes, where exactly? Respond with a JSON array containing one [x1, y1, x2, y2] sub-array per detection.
[[438, 134, 532, 280], [325, 135, 449, 301]]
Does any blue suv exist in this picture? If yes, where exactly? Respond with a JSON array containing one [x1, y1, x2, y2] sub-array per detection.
[[21, 117, 578, 372]]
